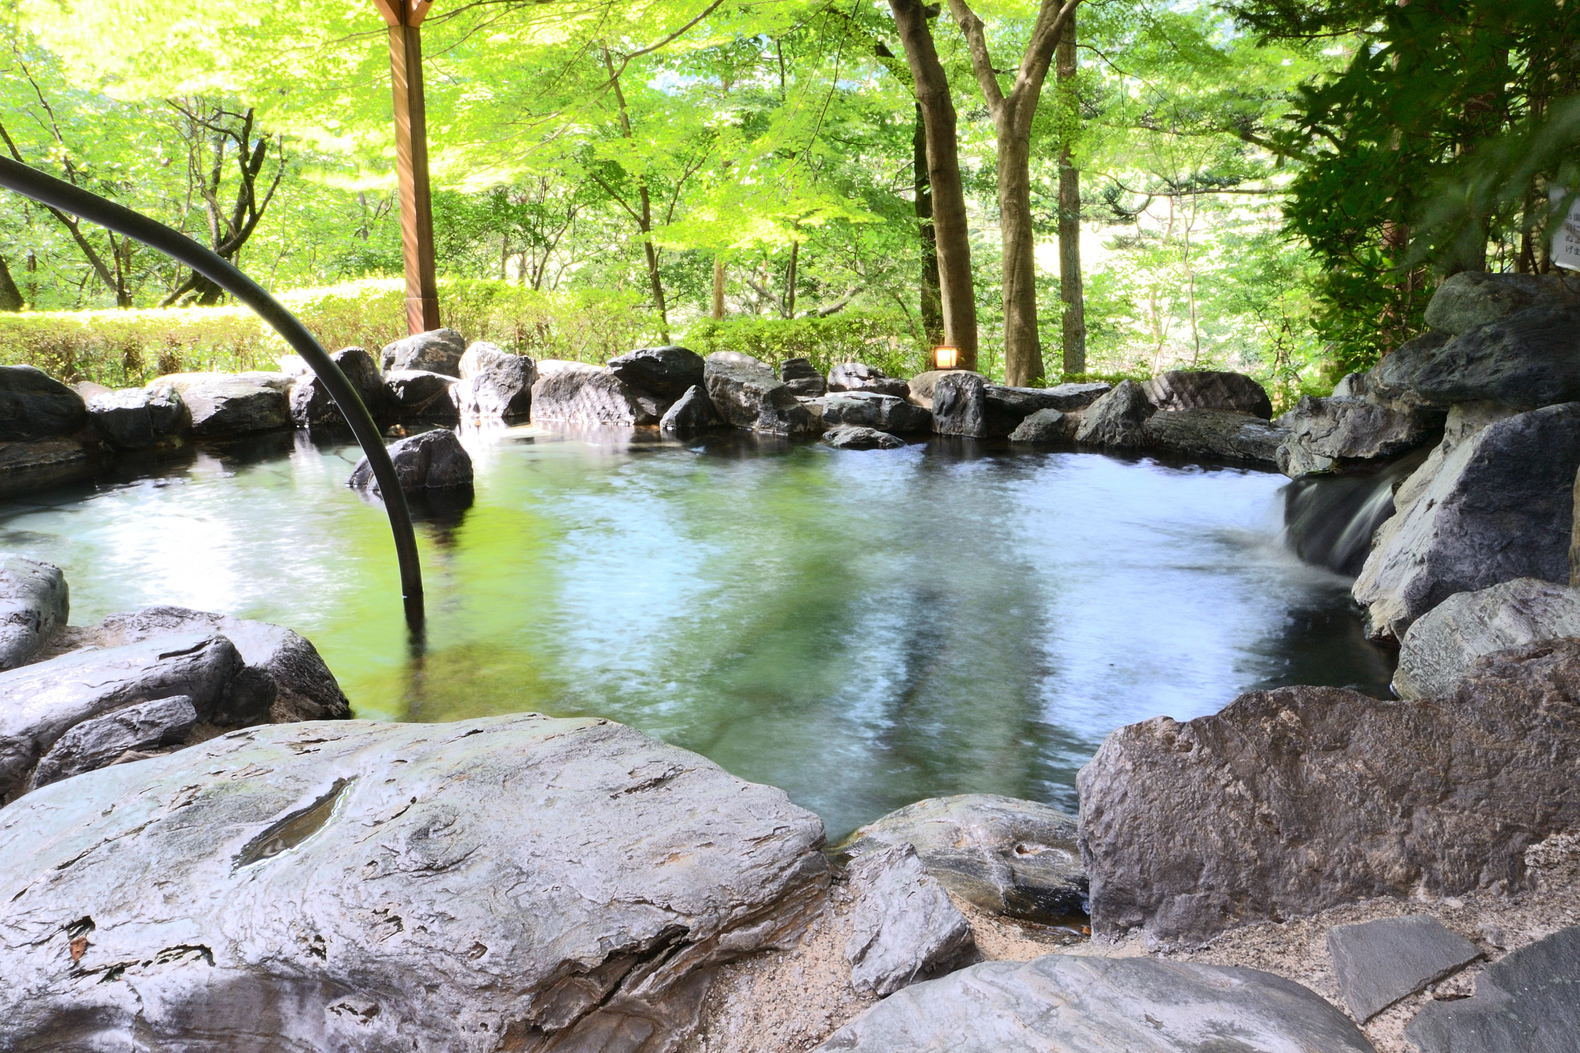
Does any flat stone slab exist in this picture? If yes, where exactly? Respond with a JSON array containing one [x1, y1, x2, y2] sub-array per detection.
[[813, 953, 1376, 1052], [1327, 915, 1480, 1021], [1406, 926, 1580, 1053]]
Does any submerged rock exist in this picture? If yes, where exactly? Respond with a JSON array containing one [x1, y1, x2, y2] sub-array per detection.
[[0, 439, 94, 497], [0, 365, 87, 441], [0, 714, 829, 1052], [1394, 577, 1580, 699], [380, 327, 466, 376], [822, 425, 904, 450], [349, 428, 473, 497], [1078, 639, 1580, 945], [814, 954, 1376, 1052], [0, 554, 67, 671]]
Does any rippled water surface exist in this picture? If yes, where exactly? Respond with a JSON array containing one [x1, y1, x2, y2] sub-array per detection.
[[0, 428, 1393, 837]]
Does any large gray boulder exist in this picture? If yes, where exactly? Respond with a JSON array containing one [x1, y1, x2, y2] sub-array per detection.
[[0, 555, 67, 671], [384, 369, 461, 424], [819, 391, 932, 434], [289, 347, 392, 427], [813, 954, 1376, 1052], [1353, 401, 1580, 641], [87, 385, 190, 448], [1073, 379, 1155, 448], [1275, 394, 1443, 478], [780, 357, 826, 397], [349, 428, 473, 497], [1077, 639, 1580, 945], [703, 354, 816, 436], [843, 844, 975, 997], [1140, 408, 1285, 466], [658, 384, 723, 437], [1372, 304, 1580, 409], [905, 369, 981, 411], [1142, 369, 1272, 419], [841, 794, 1086, 924], [1406, 925, 1580, 1053], [65, 605, 351, 723], [532, 361, 660, 426], [1424, 270, 1580, 335], [828, 362, 908, 398], [930, 375, 1059, 438], [1394, 577, 1580, 699], [151, 373, 291, 439], [453, 341, 536, 422], [608, 345, 704, 400], [0, 632, 265, 803], [0, 364, 87, 441], [0, 714, 829, 1052], [380, 327, 466, 376], [1007, 408, 1075, 445]]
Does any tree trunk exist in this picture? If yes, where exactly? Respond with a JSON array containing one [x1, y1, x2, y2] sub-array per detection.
[[913, 103, 944, 345], [1055, 13, 1085, 376], [712, 256, 726, 319], [603, 46, 671, 343], [0, 256, 23, 311], [784, 240, 799, 318], [889, 0, 978, 371]]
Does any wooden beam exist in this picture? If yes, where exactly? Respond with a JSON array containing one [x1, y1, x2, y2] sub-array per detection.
[[379, 3, 440, 333]]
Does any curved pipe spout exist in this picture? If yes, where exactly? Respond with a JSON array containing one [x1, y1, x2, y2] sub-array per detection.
[[0, 155, 425, 632]]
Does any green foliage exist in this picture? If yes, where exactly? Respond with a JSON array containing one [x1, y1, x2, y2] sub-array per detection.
[[683, 311, 929, 377]]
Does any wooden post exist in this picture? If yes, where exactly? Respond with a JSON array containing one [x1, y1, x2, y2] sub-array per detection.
[[373, 0, 440, 334]]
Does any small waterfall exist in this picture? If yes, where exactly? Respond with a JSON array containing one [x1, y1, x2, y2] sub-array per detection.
[[1281, 451, 1427, 577]]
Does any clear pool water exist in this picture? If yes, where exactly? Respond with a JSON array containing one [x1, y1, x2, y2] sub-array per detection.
[[0, 426, 1393, 838]]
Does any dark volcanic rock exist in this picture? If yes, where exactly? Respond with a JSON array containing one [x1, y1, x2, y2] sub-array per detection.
[[532, 361, 659, 426], [1008, 408, 1074, 444], [930, 374, 1055, 438], [823, 425, 903, 450], [1276, 394, 1444, 477], [842, 794, 1086, 924], [906, 369, 982, 411], [1373, 304, 1580, 409], [843, 844, 975, 997], [0, 439, 94, 497], [28, 694, 199, 791], [0, 555, 67, 671], [453, 341, 535, 422], [608, 345, 704, 400], [1327, 915, 1480, 1022], [0, 365, 87, 441], [87, 385, 190, 448], [1142, 369, 1272, 419], [1394, 577, 1580, 699], [289, 347, 392, 427], [384, 369, 461, 424], [0, 714, 829, 1053], [1353, 401, 1580, 641], [780, 357, 826, 397], [703, 355, 817, 435], [1073, 379, 1155, 448], [349, 428, 473, 497], [814, 954, 1377, 1053], [1424, 270, 1580, 335], [1140, 408, 1286, 466], [828, 362, 908, 398], [1078, 639, 1580, 945], [1406, 925, 1580, 1053], [380, 327, 466, 376], [150, 373, 291, 438], [658, 384, 724, 437], [820, 392, 932, 434]]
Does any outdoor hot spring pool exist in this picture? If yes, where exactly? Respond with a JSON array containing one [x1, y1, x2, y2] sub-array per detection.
[[0, 427, 1393, 839]]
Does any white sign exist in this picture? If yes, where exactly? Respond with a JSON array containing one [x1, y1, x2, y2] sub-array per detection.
[[1551, 188, 1580, 271]]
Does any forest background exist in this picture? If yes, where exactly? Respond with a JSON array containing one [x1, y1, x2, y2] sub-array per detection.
[[0, 0, 1575, 404]]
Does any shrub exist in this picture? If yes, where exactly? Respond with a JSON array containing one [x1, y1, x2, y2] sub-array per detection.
[[682, 311, 930, 378]]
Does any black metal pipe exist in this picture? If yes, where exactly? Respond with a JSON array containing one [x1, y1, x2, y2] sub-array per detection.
[[0, 155, 425, 629]]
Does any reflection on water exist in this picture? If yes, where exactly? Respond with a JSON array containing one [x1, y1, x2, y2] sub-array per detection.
[[0, 427, 1393, 838]]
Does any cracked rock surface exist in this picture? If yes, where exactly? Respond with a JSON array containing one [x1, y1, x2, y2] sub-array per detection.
[[0, 714, 829, 1053]]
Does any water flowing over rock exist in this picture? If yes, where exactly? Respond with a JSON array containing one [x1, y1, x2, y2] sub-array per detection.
[[1141, 369, 1273, 419], [1372, 304, 1580, 409], [1275, 395, 1443, 477], [151, 373, 291, 438], [380, 327, 466, 376], [609, 345, 705, 400], [841, 794, 1086, 924], [819, 392, 931, 434], [454, 342, 536, 422], [1139, 408, 1285, 466], [828, 362, 908, 398], [1007, 408, 1074, 444], [87, 385, 190, 448], [822, 425, 903, 450], [1423, 270, 1580, 335], [1073, 379, 1154, 448], [703, 355, 816, 436], [0, 632, 260, 804], [843, 844, 975, 997], [658, 384, 723, 437], [1394, 577, 1580, 698], [813, 954, 1376, 1053], [0, 365, 87, 441], [384, 369, 461, 424], [1353, 401, 1580, 641], [0, 714, 829, 1053], [0, 555, 66, 671], [1405, 925, 1580, 1053], [1078, 639, 1580, 945], [349, 428, 473, 497], [779, 357, 826, 397], [289, 347, 392, 427], [532, 361, 660, 426], [1280, 454, 1422, 577]]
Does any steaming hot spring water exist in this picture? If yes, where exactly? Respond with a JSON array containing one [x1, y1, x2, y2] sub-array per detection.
[[0, 426, 1396, 839]]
